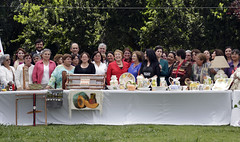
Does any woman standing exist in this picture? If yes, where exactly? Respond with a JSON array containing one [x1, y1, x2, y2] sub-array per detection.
[[139, 49, 161, 85], [225, 46, 232, 63], [106, 49, 129, 85], [13, 48, 26, 70], [32, 49, 56, 86], [154, 46, 168, 77], [15, 54, 34, 90], [170, 49, 192, 85], [92, 51, 107, 75], [71, 54, 79, 66], [46, 54, 75, 89], [225, 49, 240, 78], [192, 53, 211, 83], [123, 48, 132, 67], [128, 51, 143, 80], [53, 54, 63, 66], [107, 51, 115, 65], [74, 52, 95, 74], [204, 50, 211, 63], [0, 54, 15, 86], [166, 51, 176, 85]]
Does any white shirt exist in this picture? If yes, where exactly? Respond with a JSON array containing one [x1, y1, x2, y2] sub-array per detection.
[[41, 64, 49, 84], [15, 64, 34, 88], [0, 66, 15, 86], [92, 61, 107, 75]]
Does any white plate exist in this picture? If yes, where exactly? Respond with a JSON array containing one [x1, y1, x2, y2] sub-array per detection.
[[119, 73, 136, 88]]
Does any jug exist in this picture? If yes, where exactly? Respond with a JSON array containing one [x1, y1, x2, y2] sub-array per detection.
[[169, 77, 180, 86], [151, 76, 157, 87], [189, 81, 200, 90], [137, 75, 144, 88], [160, 77, 167, 87], [203, 76, 212, 85], [110, 75, 118, 88]]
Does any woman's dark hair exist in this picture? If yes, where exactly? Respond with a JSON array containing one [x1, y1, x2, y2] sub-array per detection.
[[169, 51, 176, 59], [176, 49, 186, 59], [214, 49, 224, 56], [123, 48, 132, 55], [107, 51, 114, 56], [232, 49, 240, 55], [79, 52, 91, 64], [225, 46, 232, 50], [154, 45, 163, 52], [71, 54, 79, 60], [145, 49, 158, 63], [92, 51, 103, 63]]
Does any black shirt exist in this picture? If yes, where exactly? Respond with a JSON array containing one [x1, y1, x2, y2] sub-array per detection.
[[74, 63, 96, 74], [139, 61, 161, 86]]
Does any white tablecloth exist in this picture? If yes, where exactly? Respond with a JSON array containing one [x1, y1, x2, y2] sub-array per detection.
[[0, 90, 232, 125], [231, 90, 240, 126]]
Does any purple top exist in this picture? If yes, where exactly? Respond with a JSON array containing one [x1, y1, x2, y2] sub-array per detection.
[[224, 60, 240, 78]]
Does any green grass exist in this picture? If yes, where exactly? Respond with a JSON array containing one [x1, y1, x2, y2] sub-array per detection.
[[0, 125, 240, 142]]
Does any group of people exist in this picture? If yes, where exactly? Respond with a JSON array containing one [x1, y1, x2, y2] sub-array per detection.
[[0, 38, 240, 90]]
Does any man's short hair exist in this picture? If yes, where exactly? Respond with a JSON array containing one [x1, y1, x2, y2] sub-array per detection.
[[35, 39, 44, 45], [98, 43, 107, 49]]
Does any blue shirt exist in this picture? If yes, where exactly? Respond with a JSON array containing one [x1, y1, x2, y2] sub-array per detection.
[[128, 63, 142, 80]]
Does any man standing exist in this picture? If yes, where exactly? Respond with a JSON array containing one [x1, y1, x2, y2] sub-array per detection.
[[98, 43, 107, 55], [31, 39, 44, 57], [70, 43, 79, 56]]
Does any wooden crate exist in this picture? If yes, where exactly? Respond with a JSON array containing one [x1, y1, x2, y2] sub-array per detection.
[[62, 71, 105, 90]]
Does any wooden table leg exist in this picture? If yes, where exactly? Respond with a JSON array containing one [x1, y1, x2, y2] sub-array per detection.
[[33, 94, 36, 126], [16, 98, 18, 126], [45, 95, 47, 126]]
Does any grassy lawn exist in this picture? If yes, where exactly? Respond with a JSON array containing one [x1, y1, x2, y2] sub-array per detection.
[[0, 125, 240, 142]]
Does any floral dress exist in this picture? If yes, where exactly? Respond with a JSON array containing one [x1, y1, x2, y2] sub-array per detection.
[[48, 65, 75, 89]]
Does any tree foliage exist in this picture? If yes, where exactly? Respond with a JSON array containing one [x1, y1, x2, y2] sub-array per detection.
[[1, 0, 239, 56]]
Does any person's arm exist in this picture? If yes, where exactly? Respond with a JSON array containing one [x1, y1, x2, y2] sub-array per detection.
[[91, 64, 96, 74], [47, 66, 58, 89], [32, 63, 38, 83], [74, 65, 79, 74], [15, 65, 22, 89], [154, 63, 161, 86], [106, 64, 112, 85], [160, 60, 169, 76], [0, 68, 8, 86], [139, 62, 144, 76]]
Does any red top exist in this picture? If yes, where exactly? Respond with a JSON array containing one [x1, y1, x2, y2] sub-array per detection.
[[106, 61, 129, 85]]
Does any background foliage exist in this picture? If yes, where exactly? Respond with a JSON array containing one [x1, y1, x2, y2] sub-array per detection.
[[0, 0, 239, 56]]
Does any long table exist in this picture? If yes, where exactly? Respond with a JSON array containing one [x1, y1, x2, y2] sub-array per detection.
[[0, 90, 232, 125]]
